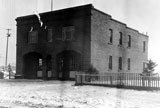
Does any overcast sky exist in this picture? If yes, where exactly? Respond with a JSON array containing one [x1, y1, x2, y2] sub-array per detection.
[[0, 0, 160, 72]]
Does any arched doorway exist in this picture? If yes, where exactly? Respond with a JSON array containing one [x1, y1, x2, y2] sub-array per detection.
[[56, 50, 81, 80], [23, 52, 43, 79]]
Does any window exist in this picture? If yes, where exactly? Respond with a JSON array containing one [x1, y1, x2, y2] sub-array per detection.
[[47, 56, 52, 70], [109, 29, 113, 43], [28, 31, 38, 43], [128, 35, 131, 47], [119, 32, 123, 46], [119, 57, 122, 70], [143, 41, 146, 52], [38, 58, 43, 70], [127, 58, 130, 70], [47, 29, 53, 42], [143, 62, 146, 71], [58, 58, 63, 72], [62, 26, 75, 41], [109, 56, 112, 70], [39, 58, 42, 66], [69, 56, 78, 70]]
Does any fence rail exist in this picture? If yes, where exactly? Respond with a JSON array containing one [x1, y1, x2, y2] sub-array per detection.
[[75, 73, 160, 90]]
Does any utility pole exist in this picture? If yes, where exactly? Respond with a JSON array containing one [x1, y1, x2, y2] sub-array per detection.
[[51, 0, 53, 11], [5, 29, 11, 78]]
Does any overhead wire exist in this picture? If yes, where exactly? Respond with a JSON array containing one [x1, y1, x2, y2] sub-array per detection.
[[0, 55, 16, 60]]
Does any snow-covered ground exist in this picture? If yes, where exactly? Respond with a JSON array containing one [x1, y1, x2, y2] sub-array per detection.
[[0, 79, 160, 108]]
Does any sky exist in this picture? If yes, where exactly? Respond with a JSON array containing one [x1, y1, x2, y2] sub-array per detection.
[[0, 0, 160, 72]]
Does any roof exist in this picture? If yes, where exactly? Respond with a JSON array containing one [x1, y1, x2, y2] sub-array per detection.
[[16, 4, 93, 20], [91, 7, 148, 37], [16, 4, 148, 37]]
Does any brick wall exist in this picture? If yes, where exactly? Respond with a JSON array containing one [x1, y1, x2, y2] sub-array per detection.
[[16, 5, 92, 78], [91, 8, 148, 74], [16, 4, 148, 79]]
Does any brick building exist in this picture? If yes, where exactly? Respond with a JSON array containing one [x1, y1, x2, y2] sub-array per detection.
[[16, 4, 148, 80]]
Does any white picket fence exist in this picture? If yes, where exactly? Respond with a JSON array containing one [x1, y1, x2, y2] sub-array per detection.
[[75, 73, 160, 89]]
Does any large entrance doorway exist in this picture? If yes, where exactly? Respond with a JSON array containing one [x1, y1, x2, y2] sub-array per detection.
[[23, 52, 43, 79], [56, 50, 81, 80]]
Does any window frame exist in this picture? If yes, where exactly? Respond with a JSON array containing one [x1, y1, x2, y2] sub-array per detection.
[[69, 56, 78, 70], [143, 62, 146, 71], [109, 29, 113, 44], [119, 57, 122, 70], [109, 55, 112, 70], [62, 26, 75, 41], [38, 58, 43, 70], [47, 28, 53, 42], [128, 35, 131, 47], [119, 32, 123, 46], [28, 30, 38, 44], [127, 58, 131, 70], [143, 41, 146, 52]]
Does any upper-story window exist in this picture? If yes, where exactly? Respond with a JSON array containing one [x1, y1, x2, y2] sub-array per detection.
[[28, 31, 38, 43], [109, 29, 113, 44], [128, 35, 131, 47], [47, 29, 53, 42], [119, 32, 123, 46], [143, 41, 146, 52], [62, 26, 75, 41]]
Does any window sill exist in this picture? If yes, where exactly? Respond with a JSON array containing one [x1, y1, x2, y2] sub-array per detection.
[[46, 42, 53, 44], [118, 69, 122, 72], [118, 44, 122, 47], [47, 41, 53, 43], [108, 42, 113, 45], [28, 43, 38, 44], [108, 69, 112, 71], [56, 38, 62, 41], [56, 38, 76, 42], [127, 46, 131, 49]]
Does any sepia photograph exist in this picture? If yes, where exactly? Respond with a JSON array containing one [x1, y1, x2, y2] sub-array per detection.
[[0, 0, 160, 108]]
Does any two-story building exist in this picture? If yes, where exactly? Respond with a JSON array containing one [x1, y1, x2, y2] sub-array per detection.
[[16, 4, 148, 80]]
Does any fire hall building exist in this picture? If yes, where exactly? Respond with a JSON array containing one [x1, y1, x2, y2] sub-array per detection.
[[16, 4, 148, 80]]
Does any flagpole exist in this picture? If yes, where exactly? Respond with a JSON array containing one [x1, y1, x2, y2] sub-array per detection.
[[35, 0, 38, 11], [51, 0, 53, 11]]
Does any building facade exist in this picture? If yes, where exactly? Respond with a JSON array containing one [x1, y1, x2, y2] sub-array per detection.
[[16, 4, 148, 80]]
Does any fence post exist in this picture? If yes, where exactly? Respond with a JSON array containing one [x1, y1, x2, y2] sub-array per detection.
[[142, 76, 145, 86], [149, 76, 151, 87]]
